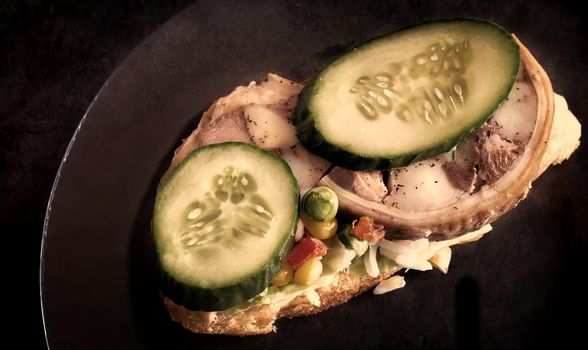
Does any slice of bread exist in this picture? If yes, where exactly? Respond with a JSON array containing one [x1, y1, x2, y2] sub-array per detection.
[[159, 39, 580, 335], [163, 269, 399, 335]]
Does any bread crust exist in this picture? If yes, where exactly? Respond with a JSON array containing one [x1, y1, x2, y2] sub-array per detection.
[[163, 269, 399, 335]]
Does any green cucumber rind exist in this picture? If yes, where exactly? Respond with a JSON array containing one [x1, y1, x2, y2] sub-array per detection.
[[153, 142, 299, 311], [156, 229, 295, 311], [293, 19, 520, 170]]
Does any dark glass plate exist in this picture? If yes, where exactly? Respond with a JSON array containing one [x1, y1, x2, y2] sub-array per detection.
[[41, 1, 587, 348]]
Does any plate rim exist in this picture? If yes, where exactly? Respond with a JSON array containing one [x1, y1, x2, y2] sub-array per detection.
[[38, 3, 201, 347]]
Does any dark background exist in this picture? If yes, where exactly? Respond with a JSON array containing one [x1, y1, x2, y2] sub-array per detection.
[[0, 1, 585, 348]]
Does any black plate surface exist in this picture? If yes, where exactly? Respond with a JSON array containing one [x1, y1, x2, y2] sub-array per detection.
[[41, 1, 588, 348]]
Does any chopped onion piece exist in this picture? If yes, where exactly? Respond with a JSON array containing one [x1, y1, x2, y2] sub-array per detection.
[[374, 276, 406, 295], [409, 260, 433, 271], [411, 238, 429, 251], [455, 224, 492, 244], [295, 218, 305, 241], [394, 254, 416, 268], [429, 247, 452, 273], [378, 239, 415, 255], [378, 246, 400, 261], [364, 244, 380, 277], [379, 246, 432, 271]]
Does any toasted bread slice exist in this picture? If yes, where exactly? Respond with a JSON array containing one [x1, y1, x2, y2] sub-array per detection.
[[162, 85, 579, 334], [159, 40, 580, 335], [163, 269, 399, 335]]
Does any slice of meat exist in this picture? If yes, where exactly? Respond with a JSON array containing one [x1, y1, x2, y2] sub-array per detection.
[[197, 109, 253, 147], [473, 124, 524, 185], [317, 37, 580, 240], [244, 105, 298, 149], [352, 171, 388, 202], [326, 167, 388, 203], [281, 145, 331, 194], [167, 73, 330, 192], [259, 74, 303, 109], [442, 162, 477, 193], [242, 84, 330, 194], [442, 135, 478, 193], [204, 74, 302, 121], [382, 157, 467, 211], [442, 123, 524, 191], [490, 73, 538, 144]]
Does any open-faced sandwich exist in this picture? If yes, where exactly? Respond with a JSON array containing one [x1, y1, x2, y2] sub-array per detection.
[[152, 19, 581, 335]]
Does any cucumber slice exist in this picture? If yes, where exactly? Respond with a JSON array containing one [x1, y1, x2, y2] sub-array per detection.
[[294, 19, 520, 169], [153, 142, 299, 311], [337, 224, 368, 256]]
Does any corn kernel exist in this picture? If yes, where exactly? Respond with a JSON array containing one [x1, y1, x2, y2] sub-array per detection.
[[272, 262, 294, 287], [294, 257, 323, 285], [301, 214, 338, 240]]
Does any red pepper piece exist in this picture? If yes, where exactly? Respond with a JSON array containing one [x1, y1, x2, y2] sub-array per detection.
[[351, 216, 385, 243], [287, 235, 327, 270]]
